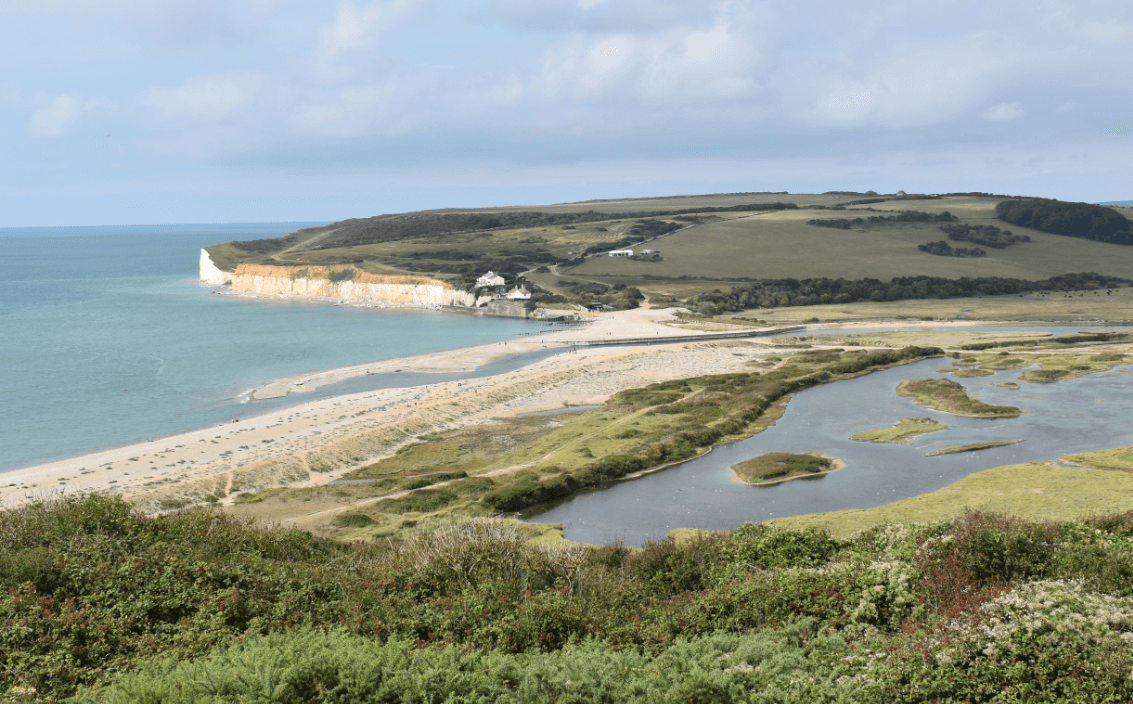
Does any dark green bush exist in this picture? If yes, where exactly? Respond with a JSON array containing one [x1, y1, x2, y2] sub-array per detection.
[[720, 524, 850, 571], [331, 513, 374, 528]]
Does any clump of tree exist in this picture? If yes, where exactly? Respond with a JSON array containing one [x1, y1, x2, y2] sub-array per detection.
[[629, 218, 682, 238], [996, 197, 1133, 245], [940, 223, 1029, 248], [557, 280, 644, 310], [689, 272, 1130, 315], [579, 219, 682, 256], [918, 240, 987, 257], [943, 191, 1017, 198], [807, 210, 958, 230]]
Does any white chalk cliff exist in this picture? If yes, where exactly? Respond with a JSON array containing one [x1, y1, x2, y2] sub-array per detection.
[[223, 264, 478, 308], [199, 249, 232, 285]]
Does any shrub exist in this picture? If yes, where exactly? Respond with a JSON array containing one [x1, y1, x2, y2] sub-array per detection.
[[331, 513, 374, 528]]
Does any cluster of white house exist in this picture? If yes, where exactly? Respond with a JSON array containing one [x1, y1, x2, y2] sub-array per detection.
[[608, 249, 659, 257], [475, 271, 530, 300]]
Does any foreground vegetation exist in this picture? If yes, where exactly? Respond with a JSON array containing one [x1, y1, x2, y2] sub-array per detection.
[[9, 495, 1133, 702]]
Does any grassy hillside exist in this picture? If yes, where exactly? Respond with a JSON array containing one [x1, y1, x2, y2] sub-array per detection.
[[205, 192, 1133, 307], [569, 195, 1133, 282]]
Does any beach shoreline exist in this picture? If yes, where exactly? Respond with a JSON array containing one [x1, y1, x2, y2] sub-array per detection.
[[1, 312, 1077, 516], [0, 306, 755, 511]]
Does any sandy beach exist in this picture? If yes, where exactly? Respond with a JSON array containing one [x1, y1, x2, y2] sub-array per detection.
[[2, 307, 1087, 515], [0, 306, 790, 512]]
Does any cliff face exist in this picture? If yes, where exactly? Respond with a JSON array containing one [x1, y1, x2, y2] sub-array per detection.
[[199, 249, 232, 285], [228, 264, 477, 308]]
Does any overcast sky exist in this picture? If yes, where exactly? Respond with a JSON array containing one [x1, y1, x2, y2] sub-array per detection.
[[3, 0, 1132, 226]]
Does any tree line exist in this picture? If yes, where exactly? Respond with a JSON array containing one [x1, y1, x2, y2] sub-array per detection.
[[807, 210, 958, 230], [917, 241, 986, 257], [939, 223, 1029, 248], [689, 272, 1130, 315], [996, 197, 1133, 245]]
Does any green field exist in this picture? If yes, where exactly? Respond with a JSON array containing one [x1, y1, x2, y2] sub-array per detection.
[[567, 196, 1133, 282]]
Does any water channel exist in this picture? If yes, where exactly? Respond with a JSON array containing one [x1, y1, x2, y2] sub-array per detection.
[[520, 335, 1133, 546]]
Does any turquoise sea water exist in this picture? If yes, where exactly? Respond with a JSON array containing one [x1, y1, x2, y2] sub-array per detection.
[[0, 224, 539, 472]]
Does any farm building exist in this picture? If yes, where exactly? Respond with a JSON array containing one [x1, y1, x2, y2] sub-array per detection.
[[608, 249, 634, 257]]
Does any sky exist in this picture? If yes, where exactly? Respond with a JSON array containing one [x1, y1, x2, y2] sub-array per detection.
[[2, 0, 1132, 226]]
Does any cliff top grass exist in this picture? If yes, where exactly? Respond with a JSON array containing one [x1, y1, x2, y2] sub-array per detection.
[[730, 452, 836, 485], [925, 439, 1025, 456], [850, 417, 948, 444], [896, 378, 1022, 418]]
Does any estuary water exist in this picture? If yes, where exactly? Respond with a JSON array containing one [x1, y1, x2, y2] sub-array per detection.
[[0, 224, 540, 473], [521, 357, 1133, 546]]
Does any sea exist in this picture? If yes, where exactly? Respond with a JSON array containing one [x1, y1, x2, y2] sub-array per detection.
[[0, 224, 541, 473]]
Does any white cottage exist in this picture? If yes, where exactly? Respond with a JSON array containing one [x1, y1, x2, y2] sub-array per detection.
[[475, 271, 506, 292], [505, 285, 531, 300]]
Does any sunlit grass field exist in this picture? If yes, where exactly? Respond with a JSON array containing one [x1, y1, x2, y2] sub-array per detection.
[[711, 288, 1133, 323], [768, 460, 1133, 538], [568, 196, 1133, 281]]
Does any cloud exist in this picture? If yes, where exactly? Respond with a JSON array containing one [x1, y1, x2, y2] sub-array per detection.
[[146, 75, 256, 119], [316, 0, 415, 67], [537, 15, 760, 103], [983, 101, 1025, 122], [800, 31, 1034, 130], [28, 94, 93, 138], [292, 83, 399, 136]]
